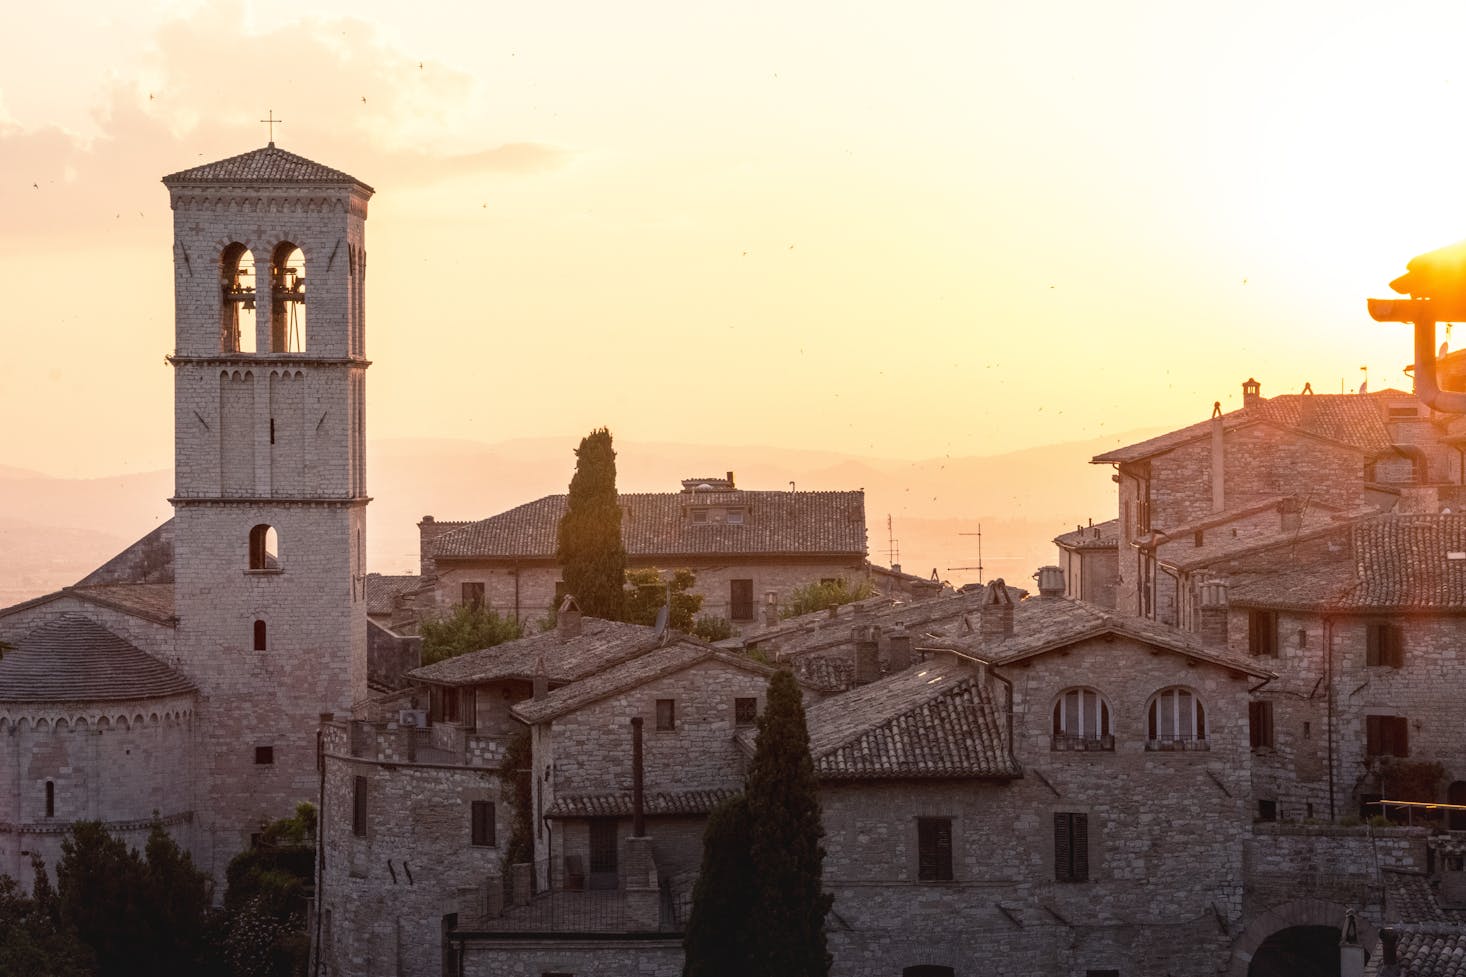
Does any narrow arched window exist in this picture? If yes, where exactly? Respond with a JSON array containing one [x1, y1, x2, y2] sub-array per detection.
[[1052, 688, 1113, 751], [253, 620, 267, 651], [248, 524, 279, 570], [1147, 687, 1207, 751], [270, 242, 306, 352], [45, 780, 54, 818], [220, 243, 257, 353]]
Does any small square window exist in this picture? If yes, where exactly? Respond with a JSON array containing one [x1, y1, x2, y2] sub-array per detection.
[[692, 509, 709, 524], [725, 509, 744, 525], [655, 698, 676, 731], [734, 697, 757, 726], [254, 746, 274, 765], [461, 582, 485, 608], [1257, 799, 1278, 822]]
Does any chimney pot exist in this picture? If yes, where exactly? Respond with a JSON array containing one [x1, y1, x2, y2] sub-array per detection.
[[557, 595, 583, 638], [1034, 565, 1065, 598], [1198, 578, 1229, 648], [980, 580, 1015, 640]]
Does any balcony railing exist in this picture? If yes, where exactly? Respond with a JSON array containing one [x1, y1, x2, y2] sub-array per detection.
[[1146, 735, 1209, 752], [1051, 733, 1115, 752]]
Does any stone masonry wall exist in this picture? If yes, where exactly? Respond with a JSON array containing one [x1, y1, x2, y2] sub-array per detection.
[[317, 721, 506, 977]]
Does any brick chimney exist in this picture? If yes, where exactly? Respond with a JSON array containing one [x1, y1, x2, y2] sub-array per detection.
[[981, 581, 1014, 640], [557, 595, 583, 638], [852, 625, 881, 684], [418, 515, 448, 579], [763, 591, 778, 628], [1198, 578, 1229, 648], [1033, 565, 1064, 598], [887, 622, 912, 672]]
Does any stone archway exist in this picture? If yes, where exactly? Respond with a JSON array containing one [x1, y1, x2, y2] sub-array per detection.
[[1229, 899, 1376, 977]]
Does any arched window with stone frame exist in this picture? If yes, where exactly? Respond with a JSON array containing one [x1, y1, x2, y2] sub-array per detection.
[[1146, 686, 1208, 751], [220, 243, 257, 353], [1052, 687, 1114, 751], [248, 525, 279, 571]]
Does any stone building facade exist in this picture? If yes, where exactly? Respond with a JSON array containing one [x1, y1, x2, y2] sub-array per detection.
[[416, 476, 868, 629], [0, 143, 373, 883]]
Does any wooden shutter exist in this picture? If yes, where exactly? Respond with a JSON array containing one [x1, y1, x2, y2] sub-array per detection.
[[1367, 624, 1382, 666], [471, 800, 495, 846], [1071, 813, 1089, 881], [917, 818, 953, 881], [1055, 812, 1089, 882]]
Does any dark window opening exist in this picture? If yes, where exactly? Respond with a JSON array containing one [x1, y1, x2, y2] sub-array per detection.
[[255, 746, 274, 765], [903, 968, 956, 977], [1367, 622, 1405, 668], [471, 800, 495, 847], [45, 781, 54, 818], [588, 818, 618, 890], [1087, 971, 1121, 977], [917, 817, 954, 882], [462, 582, 485, 608], [1248, 609, 1278, 657], [1249, 701, 1275, 750], [655, 698, 676, 731], [1257, 799, 1278, 822], [734, 697, 757, 726], [1054, 812, 1089, 882], [269, 417, 275, 445], [730, 579, 754, 621], [1366, 715, 1410, 758], [253, 619, 267, 651], [1194, 530, 1204, 547], [352, 775, 367, 837]]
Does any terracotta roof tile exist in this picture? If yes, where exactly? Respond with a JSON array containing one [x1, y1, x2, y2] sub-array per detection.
[[365, 574, 421, 615], [162, 144, 372, 191], [1054, 519, 1119, 551], [430, 490, 866, 561], [0, 614, 194, 703], [1093, 391, 1405, 465], [1230, 514, 1466, 611], [545, 788, 738, 819], [407, 617, 659, 688], [513, 641, 775, 725], [787, 662, 1021, 780]]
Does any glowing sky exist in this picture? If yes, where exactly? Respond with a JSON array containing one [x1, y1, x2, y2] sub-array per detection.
[[5, 0, 1466, 477]]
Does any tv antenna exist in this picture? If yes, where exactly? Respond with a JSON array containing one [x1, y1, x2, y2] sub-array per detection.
[[947, 523, 1023, 582], [885, 514, 900, 567]]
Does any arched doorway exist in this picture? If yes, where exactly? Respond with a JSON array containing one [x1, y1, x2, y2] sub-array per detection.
[[1247, 925, 1340, 977], [1230, 899, 1375, 977]]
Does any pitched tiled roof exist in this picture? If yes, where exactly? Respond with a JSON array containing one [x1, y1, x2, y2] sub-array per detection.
[[1054, 519, 1119, 551], [407, 618, 660, 688], [513, 641, 775, 724], [1385, 871, 1466, 926], [791, 655, 854, 693], [922, 596, 1273, 678], [1380, 927, 1466, 977], [430, 490, 867, 561], [1093, 391, 1404, 465], [1230, 514, 1466, 611], [1157, 502, 1365, 573], [365, 574, 421, 615], [162, 145, 372, 191], [545, 788, 738, 819], [75, 520, 174, 586], [791, 661, 1020, 780], [0, 584, 177, 626], [0, 614, 195, 703]]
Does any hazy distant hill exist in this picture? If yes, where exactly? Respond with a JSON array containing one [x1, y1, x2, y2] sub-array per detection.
[[0, 430, 1160, 605]]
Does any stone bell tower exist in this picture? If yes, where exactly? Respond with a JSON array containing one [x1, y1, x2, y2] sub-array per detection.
[[162, 144, 372, 876]]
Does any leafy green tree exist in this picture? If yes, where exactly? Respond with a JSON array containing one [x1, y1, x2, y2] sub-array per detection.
[[420, 603, 522, 666], [684, 669, 832, 977], [624, 567, 703, 631], [556, 428, 626, 620], [681, 795, 754, 977], [779, 578, 874, 619], [0, 859, 93, 977], [691, 616, 735, 642], [57, 820, 211, 977], [221, 803, 317, 977], [744, 669, 832, 976]]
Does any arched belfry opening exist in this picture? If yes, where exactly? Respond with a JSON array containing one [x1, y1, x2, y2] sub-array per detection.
[[270, 243, 306, 353], [248, 524, 279, 570], [220, 244, 257, 353]]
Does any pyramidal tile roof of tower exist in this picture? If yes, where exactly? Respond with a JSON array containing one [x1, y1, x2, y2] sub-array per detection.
[[162, 143, 373, 192]]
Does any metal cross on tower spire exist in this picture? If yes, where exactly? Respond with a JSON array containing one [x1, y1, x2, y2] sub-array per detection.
[[260, 110, 283, 146]]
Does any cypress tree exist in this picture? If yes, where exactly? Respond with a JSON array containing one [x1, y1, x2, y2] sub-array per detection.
[[744, 669, 833, 977], [556, 427, 626, 620], [681, 794, 755, 977]]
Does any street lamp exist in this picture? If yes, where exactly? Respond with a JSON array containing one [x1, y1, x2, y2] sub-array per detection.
[[1369, 239, 1466, 413]]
